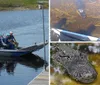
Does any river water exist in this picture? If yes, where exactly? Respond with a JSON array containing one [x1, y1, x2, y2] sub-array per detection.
[[0, 10, 49, 85]]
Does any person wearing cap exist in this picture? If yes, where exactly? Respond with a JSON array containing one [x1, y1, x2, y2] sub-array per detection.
[[9, 31, 16, 42], [5, 31, 18, 49], [9, 31, 18, 48], [4, 33, 13, 49]]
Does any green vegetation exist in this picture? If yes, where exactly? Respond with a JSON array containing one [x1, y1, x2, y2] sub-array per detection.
[[0, 0, 48, 11]]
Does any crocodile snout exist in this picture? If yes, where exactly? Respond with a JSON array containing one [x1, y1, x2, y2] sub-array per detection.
[[70, 63, 97, 83], [80, 71, 97, 83]]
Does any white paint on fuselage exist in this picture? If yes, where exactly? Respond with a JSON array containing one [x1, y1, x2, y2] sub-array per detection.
[[51, 28, 98, 41]]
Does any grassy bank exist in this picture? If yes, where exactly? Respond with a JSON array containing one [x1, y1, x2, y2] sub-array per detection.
[[0, 0, 48, 11]]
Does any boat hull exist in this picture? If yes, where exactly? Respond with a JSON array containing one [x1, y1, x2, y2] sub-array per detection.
[[0, 50, 29, 57], [0, 42, 48, 57]]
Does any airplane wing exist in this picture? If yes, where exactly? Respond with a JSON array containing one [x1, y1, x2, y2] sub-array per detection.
[[51, 28, 99, 41]]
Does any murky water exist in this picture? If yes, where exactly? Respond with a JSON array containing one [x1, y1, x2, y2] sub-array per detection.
[[51, 0, 100, 38], [0, 10, 48, 85]]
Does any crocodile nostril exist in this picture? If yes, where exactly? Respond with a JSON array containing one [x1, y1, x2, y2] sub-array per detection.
[[84, 73, 92, 78]]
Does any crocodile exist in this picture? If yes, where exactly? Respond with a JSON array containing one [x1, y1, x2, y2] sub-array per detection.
[[51, 44, 97, 83]]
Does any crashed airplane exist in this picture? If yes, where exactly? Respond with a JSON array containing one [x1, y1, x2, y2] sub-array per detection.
[[51, 28, 99, 41]]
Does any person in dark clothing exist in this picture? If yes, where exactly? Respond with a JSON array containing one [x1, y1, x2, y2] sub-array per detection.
[[9, 31, 16, 42], [0, 35, 7, 48], [5, 31, 18, 49], [4, 34, 14, 49], [0, 35, 3, 47]]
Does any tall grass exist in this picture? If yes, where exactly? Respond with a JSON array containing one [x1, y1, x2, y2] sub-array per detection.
[[0, 0, 48, 10]]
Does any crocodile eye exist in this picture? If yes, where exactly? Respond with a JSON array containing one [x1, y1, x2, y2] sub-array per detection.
[[59, 55, 66, 57], [67, 56, 70, 58]]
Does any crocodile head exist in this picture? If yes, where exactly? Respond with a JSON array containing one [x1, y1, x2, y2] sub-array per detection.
[[68, 60, 97, 83], [51, 44, 97, 83]]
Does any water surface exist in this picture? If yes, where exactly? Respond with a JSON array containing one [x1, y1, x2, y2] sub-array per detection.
[[0, 9, 48, 85]]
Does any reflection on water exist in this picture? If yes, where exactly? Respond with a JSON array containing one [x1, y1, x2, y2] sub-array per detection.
[[75, 0, 85, 9], [0, 61, 17, 75], [0, 54, 47, 85], [0, 53, 45, 76], [0, 9, 48, 85]]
